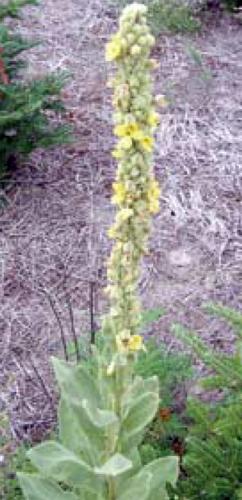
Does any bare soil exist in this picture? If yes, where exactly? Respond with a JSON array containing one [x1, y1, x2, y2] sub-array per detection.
[[0, 1, 241, 441]]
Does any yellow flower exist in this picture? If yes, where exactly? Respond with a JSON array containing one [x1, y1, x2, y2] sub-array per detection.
[[114, 122, 140, 139], [147, 179, 160, 214], [147, 112, 160, 128], [105, 36, 122, 62], [114, 124, 128, 137], [116, 331, 131, 353], [130, 129, 154, 151], [127, 123, 141, 137], [112, 182, 127, 205], [117, 208, 133, 222], [149, 179, 160, 198], [140, 136, 154, 152], [128, 335, 143, 351], [149, 198, 160, 214]]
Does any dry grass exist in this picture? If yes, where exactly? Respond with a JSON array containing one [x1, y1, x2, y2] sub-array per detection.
[[0, 1, 241, 440]]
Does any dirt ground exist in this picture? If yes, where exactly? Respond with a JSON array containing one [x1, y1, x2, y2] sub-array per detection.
[[0, 0, 241, 441]]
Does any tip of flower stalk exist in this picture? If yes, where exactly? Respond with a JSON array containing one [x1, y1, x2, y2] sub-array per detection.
[[122, 3, 148, 17], [104, 2, 160, 366]]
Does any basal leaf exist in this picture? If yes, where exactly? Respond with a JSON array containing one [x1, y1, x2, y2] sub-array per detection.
[[27, 441, 102, 493], [17, 473, 78, 500]]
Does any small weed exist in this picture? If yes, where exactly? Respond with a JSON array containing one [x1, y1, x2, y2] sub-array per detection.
[[0, 414, 33, 500]]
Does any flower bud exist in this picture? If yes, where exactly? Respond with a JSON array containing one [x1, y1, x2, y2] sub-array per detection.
[[130, 44, 141, 56]]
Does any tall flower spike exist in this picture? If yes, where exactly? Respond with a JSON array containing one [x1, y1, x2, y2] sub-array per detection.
[[18, 7, 179, 500], [103, 2, 161, 371]]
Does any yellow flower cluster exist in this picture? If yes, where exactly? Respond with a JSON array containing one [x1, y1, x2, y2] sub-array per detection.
[[111, 181, 127, 205], [113, 122, 154, 152], [103, 3, 161, 373], [116, 333, 144, 354], [105, 34, 122, 62]]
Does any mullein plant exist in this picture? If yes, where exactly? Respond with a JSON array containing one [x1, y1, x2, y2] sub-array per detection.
[[18, 4, 179, 499]]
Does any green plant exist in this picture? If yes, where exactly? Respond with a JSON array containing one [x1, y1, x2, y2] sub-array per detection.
[[136, 341, 191, 463], [173, 304, 242, 500], [18, 5, 179, 499], [66, 310, 191, 465], [1, 445, 34, 500], [0, 0, 37, 19], [0, 0, 70, 180], [0, 412, 33, 499]]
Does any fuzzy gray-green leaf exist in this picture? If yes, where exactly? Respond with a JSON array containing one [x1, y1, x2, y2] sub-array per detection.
[[17, 473, 78, 500], [94, 453, 132, 477], [52, 357, 100, 407], [117, 471, 152, 500], [27, 441, 102, 493]]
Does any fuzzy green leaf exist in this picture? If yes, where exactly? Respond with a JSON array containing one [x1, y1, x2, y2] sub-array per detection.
[[121, 390, 159, 449], [122, 376, 159, 415], [95, 453, 132, 477], [27, 441, 102, 493], [52, 357, 101, 407], [82, 399, 119, 429], [58, 398, 96, 465], [144, 456, 179, 498], [17, 473, 78, 500], [61, 397, 107, 453], [117, 471, 152, 500]]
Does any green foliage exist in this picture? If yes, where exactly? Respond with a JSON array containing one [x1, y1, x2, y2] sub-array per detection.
[[0, 0, 37, 20], [136, 341, 191, 464], [173, 305, 242, 500], [0, 445, 34, 500], [0, 0, 70, 180], [18, 356, 179, 499], [136, 341, 192, 406], [0, 413, 33, 499]]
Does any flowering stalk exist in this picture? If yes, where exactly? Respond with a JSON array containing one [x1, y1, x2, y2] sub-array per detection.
[[18, 5, 178, 500], [103, 2, 160, 374]]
